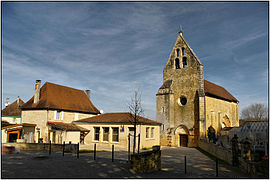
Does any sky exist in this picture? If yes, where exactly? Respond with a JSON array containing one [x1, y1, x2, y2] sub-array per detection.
[[2, 2, 268, 120]]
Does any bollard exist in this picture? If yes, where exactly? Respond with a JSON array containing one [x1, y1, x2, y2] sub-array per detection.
[[138, 134, 140, 154], [77, 143, 79, 159], [62, 141, 65, 156], [112, 145, 114, 162], [216, 158, 218, 177], [184, 156, 186, 174], [94, 144, 96, 160], [49, 140, 51, 155], [128, 133, 131, 162]]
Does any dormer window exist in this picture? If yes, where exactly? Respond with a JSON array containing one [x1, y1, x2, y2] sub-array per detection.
[[183, 57, 188, 68], [182, 48, 185, 55], [175, 58, 180, 69], [176, 49, 180, 57]]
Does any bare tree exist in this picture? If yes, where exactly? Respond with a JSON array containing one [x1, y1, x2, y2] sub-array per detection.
[[241, 103, 268, 120], [128, 91, 144, 154]]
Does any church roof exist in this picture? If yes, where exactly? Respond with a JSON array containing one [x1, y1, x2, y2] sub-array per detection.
[[21, 82, 100, 114], [2, 98, 24, 117], [204, 80, 238, 103], [74, 112, 162, 125]]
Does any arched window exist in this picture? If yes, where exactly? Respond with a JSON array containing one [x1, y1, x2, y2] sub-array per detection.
[[176, 49, 180, 57], [183, 57, 188, 68], [175, 58, 180, 69], [182, 48, 185, 55]]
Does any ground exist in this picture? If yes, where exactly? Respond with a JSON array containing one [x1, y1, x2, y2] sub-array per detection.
[[2, 147, 248, 178]]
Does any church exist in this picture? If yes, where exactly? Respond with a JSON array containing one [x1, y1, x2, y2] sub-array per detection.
[[156, 30, 239, 147]]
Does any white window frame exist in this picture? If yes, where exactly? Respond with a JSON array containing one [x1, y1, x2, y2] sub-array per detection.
[[75, 113, 79, 120], [55, 110, 61, 120], [61, 111, 64, 120]]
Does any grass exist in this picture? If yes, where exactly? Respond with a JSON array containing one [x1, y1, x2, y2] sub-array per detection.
[[195, 147, 229, 165], [79, 149, 94, 153], [142, 147, 152, 150]]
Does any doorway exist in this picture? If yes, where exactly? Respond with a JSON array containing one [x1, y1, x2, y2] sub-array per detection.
[[8, 131, 20, 143], [179, 134, 188, 147]]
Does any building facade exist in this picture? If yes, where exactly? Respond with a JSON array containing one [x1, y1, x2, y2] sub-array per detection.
[[2, 97, 24, 124], [74, 113, 161, 151], [156, 30, 239, 147]]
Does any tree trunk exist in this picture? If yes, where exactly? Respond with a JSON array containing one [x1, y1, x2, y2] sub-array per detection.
[[133, 124, 136, 154]]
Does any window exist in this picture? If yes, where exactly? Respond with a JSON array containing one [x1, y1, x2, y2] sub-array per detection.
[[13, 117, 16, 123], [180, 96, 187, 106], [176, 49, 180, 57], [103, 127, 109, 142], [183, 57, 188, 68], [75, 113, 79, 120], [61, 111, 64, 120], [175, 58, 180, 69], [146, 127, 150, 138], [94, 127, 100, 141], [18, 118, 21, 124], [151, 127, 154, 138], [55, 110, 61, 120], [182, 48, 185, 55], [112, 127, 119, 142]]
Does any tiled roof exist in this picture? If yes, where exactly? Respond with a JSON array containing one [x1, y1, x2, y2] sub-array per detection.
[[48, 122, 89, 132], [1, 98, 24, 117], [204, 80, 238, 103], [21, 82, 100, 114], [74, 113, 162, 125]]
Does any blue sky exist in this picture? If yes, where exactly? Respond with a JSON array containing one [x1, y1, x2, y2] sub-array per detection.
[[2, 2, 268, 120]]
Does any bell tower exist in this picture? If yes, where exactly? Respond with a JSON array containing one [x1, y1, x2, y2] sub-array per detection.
[[156, 29, 205, 147]]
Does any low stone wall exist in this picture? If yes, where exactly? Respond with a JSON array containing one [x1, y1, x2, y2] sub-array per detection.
[[3, 143, 77, 153], [198, 140, 232, 165], [130, 147, 161, 173]]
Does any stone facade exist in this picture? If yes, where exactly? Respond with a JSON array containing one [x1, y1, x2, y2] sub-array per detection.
[[156, 31, 239, 147]]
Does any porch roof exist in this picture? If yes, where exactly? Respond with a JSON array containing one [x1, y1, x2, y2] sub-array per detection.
[[1, 123, 36, 130], [48, 122, 89, 132]]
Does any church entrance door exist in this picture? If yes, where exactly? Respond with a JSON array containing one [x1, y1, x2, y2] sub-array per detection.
[[179, 134, 188, 147]]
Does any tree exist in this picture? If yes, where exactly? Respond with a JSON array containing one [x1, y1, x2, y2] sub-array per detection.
[[128, 91, 144, 154], [241, 103, 268, 120]]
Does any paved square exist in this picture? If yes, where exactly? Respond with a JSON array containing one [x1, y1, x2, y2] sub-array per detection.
[[2, 147, 248, 178]]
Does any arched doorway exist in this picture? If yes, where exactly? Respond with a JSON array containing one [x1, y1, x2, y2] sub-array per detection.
[[175, 125, 189, 147]]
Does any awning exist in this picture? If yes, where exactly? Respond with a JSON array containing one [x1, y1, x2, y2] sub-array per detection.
[[2, 123, 36, 131]]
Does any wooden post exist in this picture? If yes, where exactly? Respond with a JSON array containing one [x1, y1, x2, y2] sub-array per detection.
[[138, 133, 140, 154], [216, 158, 218, 177], [94, 144, 96, 160], [49, 140, 51, 155], [62, 141, 65, 156], [184, 156, 186, 174], [77, 143, 79, 159], [112, 145, 114, 162], [128, 133, 130, 162]]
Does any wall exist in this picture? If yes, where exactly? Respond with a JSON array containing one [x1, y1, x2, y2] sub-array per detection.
[[2, 129, 8, 143], [198, 140, 232, 165], [2, 116, 22, 124], [75, 123, 160, 151], [130, 148, 161, 173], [205, 96, 239, 135]]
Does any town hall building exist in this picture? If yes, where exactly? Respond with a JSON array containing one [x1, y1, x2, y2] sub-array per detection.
[[156, 30, 239, 147]]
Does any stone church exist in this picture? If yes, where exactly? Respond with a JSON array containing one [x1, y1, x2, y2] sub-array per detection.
[[156, 30, 239, 147]]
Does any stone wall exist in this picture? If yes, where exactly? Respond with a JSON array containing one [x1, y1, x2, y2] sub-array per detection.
[[3, 143, 77, 153], [130, 147, 161, 173], [198, 140, 232, 165]]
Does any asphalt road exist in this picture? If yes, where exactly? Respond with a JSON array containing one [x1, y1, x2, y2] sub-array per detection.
[[1, 147, 248, 178]]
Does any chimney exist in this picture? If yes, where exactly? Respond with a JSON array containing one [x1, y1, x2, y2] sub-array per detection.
[[34, 80, 41, 104], [85, 90, 91, 99], [5, 98, 9, 107], [17, 96, 20, 104]]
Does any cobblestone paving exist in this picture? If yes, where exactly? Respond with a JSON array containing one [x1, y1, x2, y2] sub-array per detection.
[[2, 147, 248, 178]]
